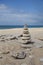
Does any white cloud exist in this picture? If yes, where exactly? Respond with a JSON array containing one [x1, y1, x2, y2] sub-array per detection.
[[0, 4, 7, 9], [0, 4, 43, 25]]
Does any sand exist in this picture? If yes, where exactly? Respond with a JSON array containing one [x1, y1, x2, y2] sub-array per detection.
[[0, 28, 43, 65], [0, 28, 43, 38]]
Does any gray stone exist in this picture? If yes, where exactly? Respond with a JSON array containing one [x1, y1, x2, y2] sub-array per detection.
[[0, 56, 3, 59], [11, 51, 26, 59], [18, 34, 23, 37], [10, 36, 18, 40], [21, 44, 33, 48], [2, 51, 10, 54]]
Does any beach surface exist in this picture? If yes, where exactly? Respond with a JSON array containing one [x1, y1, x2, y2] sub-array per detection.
[[0, 28, 43, 38], [0, 28, 43, 65]]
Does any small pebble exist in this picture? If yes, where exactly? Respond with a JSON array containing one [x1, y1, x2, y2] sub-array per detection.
[[0, 56, 3, 59]]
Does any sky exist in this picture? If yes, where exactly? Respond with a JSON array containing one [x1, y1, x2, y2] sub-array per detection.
[[0, 0, 43, 25]]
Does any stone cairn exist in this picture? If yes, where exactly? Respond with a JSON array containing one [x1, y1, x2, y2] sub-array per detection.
[[22, 24, 31, 44], [21, 24, 33, 48]]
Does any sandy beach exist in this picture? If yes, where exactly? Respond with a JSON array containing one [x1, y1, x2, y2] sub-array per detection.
[[0, 28, 43, 65]]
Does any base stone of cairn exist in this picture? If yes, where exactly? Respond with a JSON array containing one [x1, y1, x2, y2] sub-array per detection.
[[21, 24, 33, 48]]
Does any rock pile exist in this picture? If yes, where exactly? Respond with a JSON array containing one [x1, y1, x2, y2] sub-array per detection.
[[21, 24, 31, 44], [20, 24, 34, 49]]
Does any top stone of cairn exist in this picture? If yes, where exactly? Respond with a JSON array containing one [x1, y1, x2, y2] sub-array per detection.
[[24, 24, 28, 30]]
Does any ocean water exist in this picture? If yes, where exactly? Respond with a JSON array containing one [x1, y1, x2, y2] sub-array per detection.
[[0, 25, 43, 29]]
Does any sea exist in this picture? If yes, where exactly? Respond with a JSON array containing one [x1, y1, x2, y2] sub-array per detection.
[[0, 25, 43, 29]]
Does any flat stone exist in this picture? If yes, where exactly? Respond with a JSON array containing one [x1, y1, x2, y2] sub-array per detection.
[[10, 37, 18, 40], [21, 44, 33, 48], [2, 51, 10, 54], [18, 35, 23, 37], [11, 51, 26, 59]]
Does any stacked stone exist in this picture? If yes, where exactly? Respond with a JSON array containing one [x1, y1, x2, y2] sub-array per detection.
[[22, 24, 31, 44]]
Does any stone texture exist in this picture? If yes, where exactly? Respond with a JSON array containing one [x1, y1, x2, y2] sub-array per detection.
[[11, 51, 26, 59]]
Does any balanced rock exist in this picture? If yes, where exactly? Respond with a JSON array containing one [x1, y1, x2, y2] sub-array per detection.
[[21, 24, 31, 44]]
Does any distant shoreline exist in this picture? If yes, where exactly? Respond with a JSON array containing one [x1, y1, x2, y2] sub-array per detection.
[[0, 25, 43, 29]]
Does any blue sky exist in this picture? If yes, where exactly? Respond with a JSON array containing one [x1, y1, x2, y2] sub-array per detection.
[[0, 0, 43, 25]]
